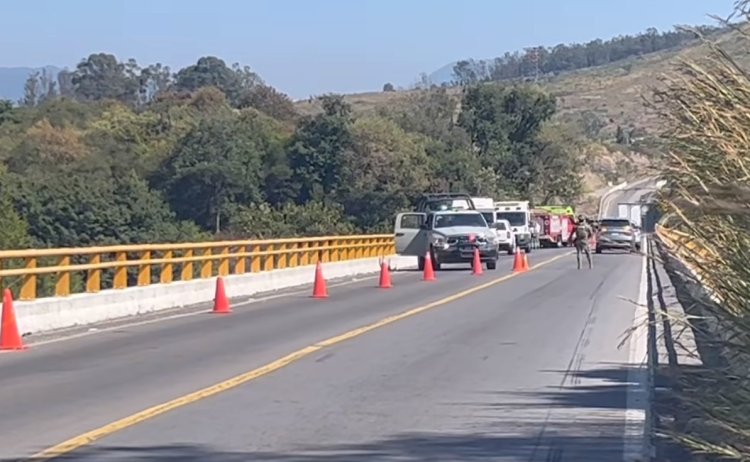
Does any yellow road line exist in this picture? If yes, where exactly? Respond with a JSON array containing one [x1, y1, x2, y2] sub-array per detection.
[[27, 251, 572, 461]]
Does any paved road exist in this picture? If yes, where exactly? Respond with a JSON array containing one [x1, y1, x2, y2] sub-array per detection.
[[0, 184, 655, 462], [0, 243, 649, 462], [600, 178, 661, 219]]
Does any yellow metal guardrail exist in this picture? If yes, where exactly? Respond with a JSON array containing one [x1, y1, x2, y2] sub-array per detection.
[[655, 224, 711, 261], [0, 235, 396, 301]]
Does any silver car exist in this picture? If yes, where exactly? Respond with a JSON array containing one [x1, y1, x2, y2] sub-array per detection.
[[595, 218, 640, 253]]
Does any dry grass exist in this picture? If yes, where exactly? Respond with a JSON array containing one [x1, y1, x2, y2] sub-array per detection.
[[295, 28, 750, 138], [653, 9, 750, 459], [294, 27, 750, 195]]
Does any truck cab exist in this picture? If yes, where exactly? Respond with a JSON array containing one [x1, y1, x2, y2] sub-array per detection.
[[416, 193, 475, 213], [394, 209, 499, 271], [473, 197, 517, 253], [495, 200, 533, 253]]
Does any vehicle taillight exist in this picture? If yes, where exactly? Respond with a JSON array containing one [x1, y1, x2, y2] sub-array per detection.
[[507, 231, 511, 239]]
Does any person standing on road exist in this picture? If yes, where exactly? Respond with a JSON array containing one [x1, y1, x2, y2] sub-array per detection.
[[571, 215, 593, 270]]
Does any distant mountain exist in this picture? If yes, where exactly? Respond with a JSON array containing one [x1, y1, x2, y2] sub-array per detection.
[[426, 58, 495, 86], [423, 25, 728, 89], [0, 66, 62, 103], [427, 62, 456, 86]]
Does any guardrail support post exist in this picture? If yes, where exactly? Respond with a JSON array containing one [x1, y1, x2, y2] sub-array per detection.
[[251, 245, 261, 272], [114, 252, 128, 289], [138, 251, 151, 286], [20, 258, 37, 301], [263, 244, 275, 271], [56, 256, 70, 297], [235, 246, 247, 274], [200, 249, 212, 278], [161, 251, 173, 283], [278, 243, 288, 269], [87, 255, 101, 293], [218, 247, 230, 276], [181, 250, 194, 281]]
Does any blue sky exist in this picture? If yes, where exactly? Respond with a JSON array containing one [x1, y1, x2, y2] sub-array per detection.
[[0, 0, 737, 99]]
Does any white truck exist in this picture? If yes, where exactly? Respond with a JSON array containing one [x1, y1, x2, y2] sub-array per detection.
[[472, 197, 497, 227], [495, 200, 533, 253], [393, 209, 500, 271], [617, 203, 643, 228], [472, 197, 515, 254]]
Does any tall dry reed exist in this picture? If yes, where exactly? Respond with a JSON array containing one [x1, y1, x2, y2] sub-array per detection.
[[652, 3, 750, 458]]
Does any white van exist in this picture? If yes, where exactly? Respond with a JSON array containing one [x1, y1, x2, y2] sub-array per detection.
[[495, 200, 533, 253], [473, 197, 515, 254]]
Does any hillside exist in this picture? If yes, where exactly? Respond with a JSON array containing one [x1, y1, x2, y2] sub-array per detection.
[[0, 24, 741, 252], [295, 27, 748, 142]]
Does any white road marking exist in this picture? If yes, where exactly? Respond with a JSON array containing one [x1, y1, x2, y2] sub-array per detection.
[[623, 235, 652, 461]]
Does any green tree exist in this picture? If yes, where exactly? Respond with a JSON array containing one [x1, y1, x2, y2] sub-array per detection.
[[458, 84, 558, 197], [287, 94, 353, 202], [155, 115, 266, 232], [71, 53, 140, 104], [341, 116, 431, 230], [0, 100, 17, 126], [173, 57, 263, 107], [529, 122, 584, 203], [0, 166, 30, 249], [11, 165, 198, 247], [236, 84, 297, 121], [229, 201, 355, 239]]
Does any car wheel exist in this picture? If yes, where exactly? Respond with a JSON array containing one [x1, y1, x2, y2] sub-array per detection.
[[596, 246, 602, 254], [487, 260, 497, 270], [525, 246, 532, 254], [418, 256, 425, 271]]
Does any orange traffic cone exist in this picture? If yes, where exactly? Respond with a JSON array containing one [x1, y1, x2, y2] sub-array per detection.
[[512, 248, 525, 273], [312, 261, 329, 298], [472, 247, 483, 276], [1, 289, 25, 350], [423, 251, 436, 281], [213, 277, 231, 314], [379, 259, 393, 289]]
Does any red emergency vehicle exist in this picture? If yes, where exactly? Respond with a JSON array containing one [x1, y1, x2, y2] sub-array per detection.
[[536, 206, 577, 247], [532, 209, 573, 247]]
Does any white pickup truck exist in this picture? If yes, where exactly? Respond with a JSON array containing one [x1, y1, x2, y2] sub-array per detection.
[[394, 209, 500, 271]]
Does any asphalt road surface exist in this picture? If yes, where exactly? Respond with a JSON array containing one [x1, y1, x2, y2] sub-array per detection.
[[600, 178, 660, 219], [0, 240, 649, 462], [0, 179, 657, 462]]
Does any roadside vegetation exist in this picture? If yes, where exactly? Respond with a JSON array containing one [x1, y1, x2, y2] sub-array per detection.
[[654, 4, 750, 459], [3, 21, 730, 250], [0, 54, 606, 250]]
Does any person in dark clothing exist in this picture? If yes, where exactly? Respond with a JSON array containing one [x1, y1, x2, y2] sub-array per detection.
[[571, 214, 593, 269]]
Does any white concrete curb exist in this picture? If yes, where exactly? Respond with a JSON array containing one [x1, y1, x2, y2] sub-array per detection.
[[15, 255, 417, 336]]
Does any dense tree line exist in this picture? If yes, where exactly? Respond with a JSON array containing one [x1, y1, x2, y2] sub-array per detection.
[[452, 25, 728, 85], [0, 53, 585, 250]]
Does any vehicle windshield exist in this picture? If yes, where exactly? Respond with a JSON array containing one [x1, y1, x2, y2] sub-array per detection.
[[495, 221, 508, 230], [497, 212, 527, 227], [600, 219, 631, 228], [434, 213, 487, 228], [423, 200, 471, 212], [481, 212, 494, 225]]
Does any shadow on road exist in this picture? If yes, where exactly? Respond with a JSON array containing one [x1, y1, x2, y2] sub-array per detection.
[[34, 426, 627, 461], [26, 365, 643, 462]]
